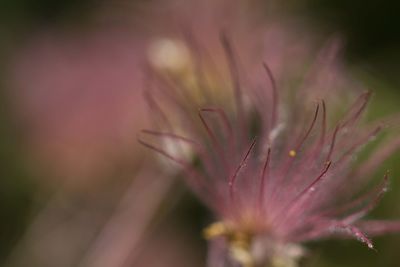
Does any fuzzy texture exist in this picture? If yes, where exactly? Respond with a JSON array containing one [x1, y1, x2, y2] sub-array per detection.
[[140, 30, 400, 266]]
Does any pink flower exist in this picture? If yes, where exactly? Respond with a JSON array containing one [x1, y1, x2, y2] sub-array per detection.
[[140, 31, 400, 266]]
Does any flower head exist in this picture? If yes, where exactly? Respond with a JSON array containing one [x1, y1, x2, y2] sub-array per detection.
[[140, 29, 400, 267]]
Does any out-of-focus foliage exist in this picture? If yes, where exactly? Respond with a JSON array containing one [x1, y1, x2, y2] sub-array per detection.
[[0, 0, 92, 27], [0, 88, 34, 263], [299, 0, 400, 86]]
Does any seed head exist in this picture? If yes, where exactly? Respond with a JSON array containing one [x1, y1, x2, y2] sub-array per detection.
[[140, 32, 400, 266]]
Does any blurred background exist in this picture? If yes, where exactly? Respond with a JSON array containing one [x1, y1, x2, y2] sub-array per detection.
[[0, 0, 399, 266]]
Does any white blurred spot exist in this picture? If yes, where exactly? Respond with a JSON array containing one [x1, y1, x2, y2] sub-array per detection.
[[148, 38, 190, 72]]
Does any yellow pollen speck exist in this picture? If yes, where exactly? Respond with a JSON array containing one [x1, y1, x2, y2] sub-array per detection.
[[203, 222, 229, 239], [289, 150, 296, 157]]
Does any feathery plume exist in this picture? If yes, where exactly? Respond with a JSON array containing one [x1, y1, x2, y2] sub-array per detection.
[[140, 24, 400, 267]]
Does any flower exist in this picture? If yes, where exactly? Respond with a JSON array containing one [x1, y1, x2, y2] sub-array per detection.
[[134, 2, 400, 267], [139, 29, 400, 266]]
